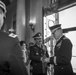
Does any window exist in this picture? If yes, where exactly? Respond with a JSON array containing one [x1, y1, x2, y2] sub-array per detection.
[[59, 5, 76, 73]]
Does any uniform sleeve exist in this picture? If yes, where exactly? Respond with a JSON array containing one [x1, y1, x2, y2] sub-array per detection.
[[49, 39, 72, 66], [45, 46, 49, 57], [56, 39, 72, 65], [10, 38, 28, 75]]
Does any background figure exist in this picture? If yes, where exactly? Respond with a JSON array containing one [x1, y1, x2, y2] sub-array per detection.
[[44, 24, 73, 75], [8, 28, 16, 34], [20, 41, 31, 75], [20, 41, 28, 63], [0, 1, 28, 75], [28, 42, 34, 60], [28, 42, 34, 75], [30, 32, 49, 75]]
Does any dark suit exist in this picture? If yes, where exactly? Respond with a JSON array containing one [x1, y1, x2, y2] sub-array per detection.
[[0, 30, 28, 75], [30, 44, 49, 75], [49, 35, 73, 75]]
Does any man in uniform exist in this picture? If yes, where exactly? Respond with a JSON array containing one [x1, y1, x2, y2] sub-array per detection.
[[0, 1, 28, 75], [30, 32, 49, 75], [43, 24, 73, 75]]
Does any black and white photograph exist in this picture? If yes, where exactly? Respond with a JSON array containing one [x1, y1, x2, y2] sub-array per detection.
[[0, 0, 76, 75]]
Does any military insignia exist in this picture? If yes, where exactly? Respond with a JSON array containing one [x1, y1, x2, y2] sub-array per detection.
[[36, 52, 39, 55], [57, 41, 62, 48], [9, 33, 17, 38]]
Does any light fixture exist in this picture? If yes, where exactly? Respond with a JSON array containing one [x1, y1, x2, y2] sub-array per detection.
[[29, 19, 36, 32]]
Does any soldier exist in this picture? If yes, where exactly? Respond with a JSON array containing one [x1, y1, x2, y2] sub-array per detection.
[[0, 1, 28, 75], [44, 24, 73, 75], [30, 32, 49, 75]]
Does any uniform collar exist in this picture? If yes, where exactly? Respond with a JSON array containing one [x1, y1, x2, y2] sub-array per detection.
[[56, 35, 63, 43], [56, 35, 65, 45], [35, 44, 42, 49], [37, 44, 41, 48]]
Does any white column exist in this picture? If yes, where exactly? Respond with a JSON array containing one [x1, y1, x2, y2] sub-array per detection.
[[16, 0, 26, 41]]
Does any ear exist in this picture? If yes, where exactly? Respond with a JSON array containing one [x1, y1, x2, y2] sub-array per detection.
[[3, 13, 6, 18]]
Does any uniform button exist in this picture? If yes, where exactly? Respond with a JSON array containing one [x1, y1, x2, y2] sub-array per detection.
[[36, 53, 39, 55], [61, 67, 63, 69]]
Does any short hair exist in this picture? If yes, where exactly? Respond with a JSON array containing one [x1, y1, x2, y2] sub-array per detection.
[[20, 41, 26, 46]]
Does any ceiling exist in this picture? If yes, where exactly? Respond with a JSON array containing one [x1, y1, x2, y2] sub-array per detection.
[[1, 0, 76, 7]]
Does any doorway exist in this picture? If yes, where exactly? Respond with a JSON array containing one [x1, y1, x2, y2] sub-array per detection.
[[43, 5, 76, 73]]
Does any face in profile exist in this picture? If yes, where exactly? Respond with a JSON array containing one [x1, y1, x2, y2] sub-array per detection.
[[52, 28, 62, 40], [22, 43, 26, 50]]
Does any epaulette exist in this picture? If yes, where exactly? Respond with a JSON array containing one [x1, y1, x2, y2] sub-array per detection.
[[9, 33, 17, 38], [57, 41, 62, 47]]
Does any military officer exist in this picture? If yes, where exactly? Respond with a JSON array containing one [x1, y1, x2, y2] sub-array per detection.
[[30, 32, 49, 75], [0, 1, 28, 75], [43, 24, 73, 75]]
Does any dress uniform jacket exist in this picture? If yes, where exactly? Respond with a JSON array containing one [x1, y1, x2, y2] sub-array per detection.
[[0, 30, 28, 75], [49, 35, 73, 75], [30, 44, 49, 74]]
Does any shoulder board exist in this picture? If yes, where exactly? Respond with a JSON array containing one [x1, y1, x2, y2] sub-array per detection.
[[57, 41, 62, 47], [9, 33, 17, 38]]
